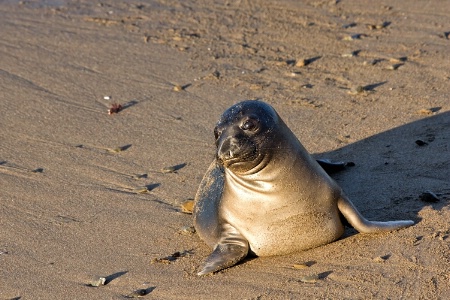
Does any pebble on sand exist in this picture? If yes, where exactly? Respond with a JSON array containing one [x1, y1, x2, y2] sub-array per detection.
[[299, 274, 319, 283], [89, 276, 106, 287], [180, 199, 194, 214], [419, 191, 440, 203]]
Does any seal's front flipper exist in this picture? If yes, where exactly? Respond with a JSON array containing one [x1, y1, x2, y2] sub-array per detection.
[[197, 243, 248, 276], [197, 223, 249, 276], [194, 161, 225, 247], [316, 159, 354, 174]]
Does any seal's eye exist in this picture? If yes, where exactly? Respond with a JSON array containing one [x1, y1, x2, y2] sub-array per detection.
[[241, 119, 258, 131]]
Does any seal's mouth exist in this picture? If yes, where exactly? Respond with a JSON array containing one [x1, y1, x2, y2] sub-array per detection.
[[216, 134, 260, 168], [217, 146, 259, 168]]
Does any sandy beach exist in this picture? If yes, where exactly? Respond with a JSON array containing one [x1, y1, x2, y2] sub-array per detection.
[[1, 0, 449, 299]]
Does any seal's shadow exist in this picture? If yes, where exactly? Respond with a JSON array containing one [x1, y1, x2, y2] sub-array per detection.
[[314, 111, 450, 224]]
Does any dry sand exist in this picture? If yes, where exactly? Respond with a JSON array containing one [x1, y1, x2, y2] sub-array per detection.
[[1, 0, 449, 299]]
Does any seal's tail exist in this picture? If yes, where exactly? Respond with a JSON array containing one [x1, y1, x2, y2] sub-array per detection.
[[337, 195, 414, 233]]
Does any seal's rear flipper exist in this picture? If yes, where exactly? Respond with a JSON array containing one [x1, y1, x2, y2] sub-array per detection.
[[337, 195, 414, 233], [197, 223, 249, 276], [316, 159, 354, 174]]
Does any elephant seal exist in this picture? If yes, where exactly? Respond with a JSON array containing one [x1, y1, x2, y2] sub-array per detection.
[[193, 100, 414, 276]]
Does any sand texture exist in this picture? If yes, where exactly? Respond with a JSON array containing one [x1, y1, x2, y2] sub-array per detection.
[[1, 0, 449, 299]]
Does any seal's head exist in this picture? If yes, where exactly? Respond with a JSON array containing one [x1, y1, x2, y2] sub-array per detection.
[[214, 100, 279, 173]]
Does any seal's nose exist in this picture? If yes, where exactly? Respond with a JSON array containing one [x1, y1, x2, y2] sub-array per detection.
[[217, 135, 240, 162], [216, 124, 244, 163]]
